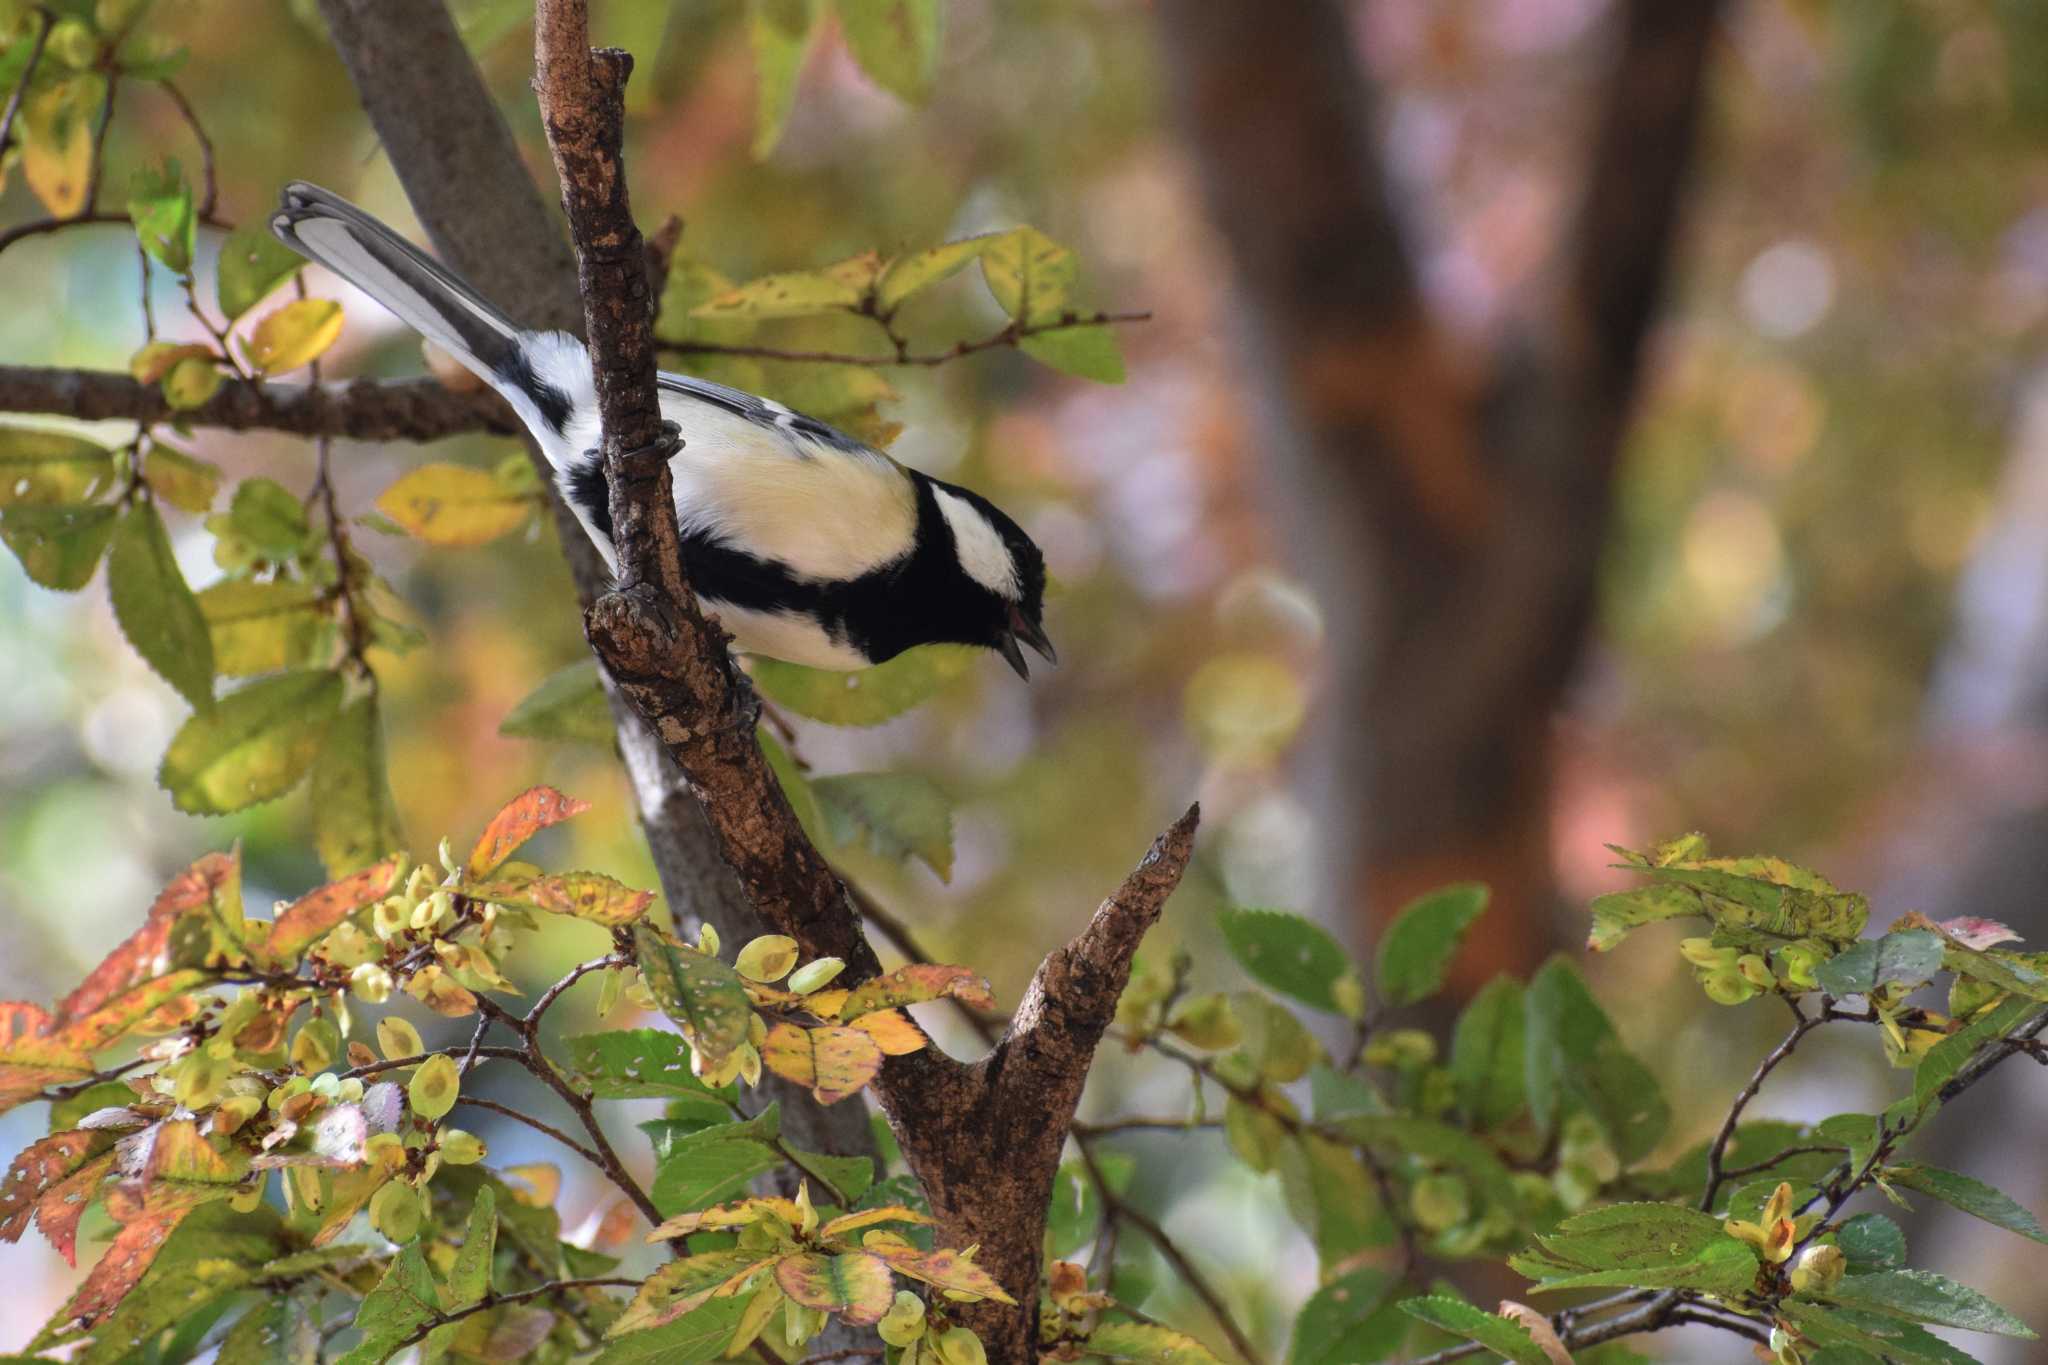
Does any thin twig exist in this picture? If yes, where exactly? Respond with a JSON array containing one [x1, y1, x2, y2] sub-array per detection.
[[1699, 994, 1827, 1211], [663, 309, 1150, 369], [80, 70, 117, 210], [847, 879, 1000, 1049], [384, 1275, 638, 1354], [157, 79, 218, 219], [454, 1094, 603, 1170], [0, 7, 54, 164]]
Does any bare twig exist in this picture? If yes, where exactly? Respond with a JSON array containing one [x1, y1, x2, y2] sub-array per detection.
[[157, 80, 218, 219], [384, 1275, 638, 1354], [454, 1094, 603, 1170], [1699, 994, 1829, 1211], [0, 7, 54, 162], [663, 309, 1151, 369]]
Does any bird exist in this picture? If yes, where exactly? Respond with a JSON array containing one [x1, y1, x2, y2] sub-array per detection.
[[269, 182, 1055, 679]]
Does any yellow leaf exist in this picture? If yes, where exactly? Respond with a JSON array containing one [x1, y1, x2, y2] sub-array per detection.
[[130, 342, 214, 384], [850, 1009, 926, 1056], [377, 463, 536, 548], [242, 299, 345, 376], [760, 1021, 883, 1104], [21, 79, 99, 218]]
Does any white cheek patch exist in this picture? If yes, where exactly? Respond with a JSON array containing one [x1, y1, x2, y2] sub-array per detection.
[[933, 487, 1020, 600]]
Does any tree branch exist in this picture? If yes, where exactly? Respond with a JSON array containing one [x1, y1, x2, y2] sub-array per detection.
[[0, 365, 518, 440]]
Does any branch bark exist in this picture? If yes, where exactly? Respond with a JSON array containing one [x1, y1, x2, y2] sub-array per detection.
[[0, 365, 516, 440]]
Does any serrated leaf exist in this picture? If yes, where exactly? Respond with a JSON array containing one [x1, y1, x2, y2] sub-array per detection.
[[571, 1029, 731, 1103], [1217, 907, 1355, 1013], [467, 785, 590, 877], [1532, 1202, 1730, 1272], [212, 477, 312, 561], [1612, 843, 1869, 944], [1778, 1300, 1980, 1365], [648, 1116, 785, 1216], [837, 963, 994, 1020], [1377, 883, 1488, 1008], [108, 501, 213, 710], [747, 0, 822, 159], [1885, 1162, 2048, 1245], [751, 644, 976, 725], [1288, 1267, 1400, 1365], [633, 925, 753, 1063], [1821, 1268, 2035, 1338], [863, 1240, 1014, 1302], [590, 1297, 748, 1365], [1085, 1321, 1226, 1365], [335, 1244, 439, 1365], [215, 224, 305, 321], [0, 429, 116, 506], [500, 658, 614, 743], [242, 299, 344, 376], [1021, 325, 1126, 383], [1914, 994, 2039, 1111], [614, 1251, 770, 1337], [1398, 1297, 1547, 1365], [0, 1130, 108, 1245], [876, 237, 996, 311], [813, 772, 953, 880], [310, 695, 405, 876], [197, 578, 325, 678], [264, 855, 402, 963], [1513, 1237, 1760, 1295], [760, 1022, 883, 1104], [837, 0, 940, 103], [1524, 957, 1669, 1163], [376, 462, 535, 547], [1450, 975, 1526, 1129], [468, 870, 653, 926], [128, 159, 195, 274], [1837, 1212, 1906, 1271], [157, 669, 341, 814], [1817, 930, 1946, 999], [775, 1250, 893, 1323], [0, 503, 117, 590]]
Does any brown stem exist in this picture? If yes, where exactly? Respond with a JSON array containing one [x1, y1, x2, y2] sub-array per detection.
[[157, 80, 219, 220], [0, 7, 54, 161], [454, 1094, 603, 1170], [384, 1275, 639, 1355], [662, 309, 1151, 369], [1698, 995, 1828, 1211]]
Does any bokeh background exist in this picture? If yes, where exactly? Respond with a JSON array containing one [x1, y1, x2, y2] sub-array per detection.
[[5, 0, 2048, 1359]]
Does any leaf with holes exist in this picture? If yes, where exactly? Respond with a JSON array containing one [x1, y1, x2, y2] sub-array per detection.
[[468, 786, 591, 877], [775, 1251, 894, 1324], [837, 963, 994, 1021], [157, 669, 341, 814], [0, 1131, 108, 1245], [634, 926, 753, 1064], [0, 430, 116, 507], [760, 1023, 883, 1104]]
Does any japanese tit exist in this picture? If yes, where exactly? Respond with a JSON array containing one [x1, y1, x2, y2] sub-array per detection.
[[270, 183, 1056, 678]]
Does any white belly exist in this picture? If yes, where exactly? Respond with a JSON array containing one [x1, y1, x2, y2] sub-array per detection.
[[704, 599, 873, 671]]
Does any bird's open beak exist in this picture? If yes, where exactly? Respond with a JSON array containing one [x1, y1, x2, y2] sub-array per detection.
[[1000, 605, 1056, 679]]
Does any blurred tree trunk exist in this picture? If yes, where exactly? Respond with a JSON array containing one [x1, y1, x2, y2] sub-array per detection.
[[1158, 0, 1723, 979]]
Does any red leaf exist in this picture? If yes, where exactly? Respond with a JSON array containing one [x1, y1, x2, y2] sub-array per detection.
[[466, 786, 591, 878], [57, 1191, 202, 1330], [1937, 916, 2022, 951], [266, 855, 405, 962], [33, 1151, 116, 1265], [0, 1002, 53, 1048], [0, 1130, 107, 1242], [57, 852, 239, 1023]]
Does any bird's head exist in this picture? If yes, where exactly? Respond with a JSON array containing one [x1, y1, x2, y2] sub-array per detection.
[[925, 481, 1055, 679]]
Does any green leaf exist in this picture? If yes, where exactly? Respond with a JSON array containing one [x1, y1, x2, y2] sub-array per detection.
[[1289, 1267, 1402, 1365], [157, 668, 342, 814], [785, 1145, 874, 1205], [1816, 930, 1946, 998], [1821, 1269, 2036, 1338], [649, 1116, 785, 1217], [836, 0, 940, 103], [1376, 883, 1488, 1008], [1914, 995, 2040, 1110], [571, 1029, 733, 1102], [813, 771, 954, 880], [336, 1244, 440, 1365], [1045, 1161, 1100, 1260], [1585, 884, 1697, 953], [215, 224, 305, 321], [108, 500, 213, 711], [1449, 975, 1526, 1130], [1335, 1115, 1515, 1212], [1836, 1212, 1906, 1271], [751, 644, 977, 726], [1512, 1237, 1759, 1296], [876, 238, 996, 312], [655, 253, 755, 349], [310, 694, 405, 876], [142, 444, 219, 514], [592, 1298, 749, 1365], [0, 429, 116, 506], [1217, 907, 1356, 1014], [1779, 1301, 1979, 1365], [500, 658, 614, 743], [197, 578, 325, 678], [1885, 1161, 2048, 1245], [1524, 957, 1669, 1162], [0, 503, 117, 590], [633, 925, 754, 1063], [57, 1203, 284, 1364], [694, 254, 881, 321], [214, 477, 312, 561], [1397, 1297, 1547, 1365], [1529, 1202, 1732, 1272], [127, 159, 194, 274], [1606, 840, 1869, 944], [746, 0, 822, 159], [1084, 1322, 1226, 1365], [980, 226, 1076, 324], [1274, 1133, 1390, 1268], [447, 1184, 496, 1311], [217, 1297, 316, 1363], [1020, 325, 1126, 384]]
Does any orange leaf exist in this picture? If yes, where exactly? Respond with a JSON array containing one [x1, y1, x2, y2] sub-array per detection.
[[837, 963, 994, 1021], [646, 1196, 802, 1243], [760, 1022, 884, 1105], [265, 855, 404, 962], [818, 1205, 934, 1240], [56, 1188, 206, 1330], [849, 1008, 927, 1056], [465, 870, 653, 926], [58, 852, 239, 1023], [144, 1119, 250, 1187], [864, 1238, 1015, 1304], [57, 970, 209, 1053], [774, 1250, 896, 1325], [0, 1130, 107, 1243], [0, 1002, 93, 1117], [467, 787, 591, 878], [34, 1150, 116, 1265]]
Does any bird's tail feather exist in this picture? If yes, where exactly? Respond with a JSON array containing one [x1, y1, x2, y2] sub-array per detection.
[[270, 181, 524, 395]]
